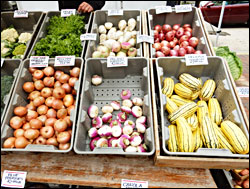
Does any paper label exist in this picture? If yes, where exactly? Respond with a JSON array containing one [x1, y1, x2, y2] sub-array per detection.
[[155, 6, 172, 14], [121, 179, 148, 188], [175, 4, 192, 13], [55, 56, 75, 66], [1, 58, 4, 67], [137, 35, 154, 44], [30, 56, 49, 68], [14, 10, 28, 18], [108, 9, 123, 16], [80, 33, 97, 41], [237, 87, 249, 98], [185, 54, 208, 66], [61, 9, 76, 17], [1, 170, 27, 188], [107, 57, 128, 67]]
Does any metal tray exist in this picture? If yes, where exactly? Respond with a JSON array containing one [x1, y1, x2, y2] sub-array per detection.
[[27, 11, 93, 58], [1, 58, 84, 153], [1, 11, 44, 60], [156, 57, 249, 158], [74, 58, 155, 155], [147, 7, 212, 58], [1, 59, 23, 123], [84, 10, 143, 59]]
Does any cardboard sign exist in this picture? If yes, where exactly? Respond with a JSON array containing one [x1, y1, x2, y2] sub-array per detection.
[[55, 56, 75, 66], [108, 9, 123, 16], [175, 4, 192, 13], [185, 54, 208, 66], [14, 10, 28, 18], [137, 35, 154, 44], [107, 57, 128, 67], [121, 179, 148, 188], [80, 33, 97, 41], [1, 170, 27, 188], [61, 9, 76, 17], [30, 56, 49, 68], [155, 6, 172, 14], [237, 87, 249, 98]]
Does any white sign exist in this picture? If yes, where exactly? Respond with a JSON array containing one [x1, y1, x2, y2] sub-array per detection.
[[121, 179, 148, 188], [185, 54, 208, 66], [1, 170, 27, 188], [55, 56, 75, 66], [30, 56, 49, 68], [108, 9, 123, 16], [107, 57, 128, 68], [155, 6, 172, 14], [14, 10, 28, 18], [61, 9, 76, 17], [137, 35, 154, 44], [237, 87, 249, 98], [1, 58, 4, 67], [80, 33, 97, 41], [175, 4, 192, 13]]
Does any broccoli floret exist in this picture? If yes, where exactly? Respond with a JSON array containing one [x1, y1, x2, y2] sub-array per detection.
[[12, 44, 26, 56], [1, 75, 14, 115]]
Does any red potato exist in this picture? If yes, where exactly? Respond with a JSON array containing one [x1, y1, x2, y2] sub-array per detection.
[[243, 179, 249, 188]]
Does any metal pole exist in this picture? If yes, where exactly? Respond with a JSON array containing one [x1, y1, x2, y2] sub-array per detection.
[[120, 1, 123, 9], [216, 1, 226, 46]]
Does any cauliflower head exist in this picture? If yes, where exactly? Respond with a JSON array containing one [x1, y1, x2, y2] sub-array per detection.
[[1, 28, 19, 43], [18, 32, 32, 43], [1, 41, 11, 58]]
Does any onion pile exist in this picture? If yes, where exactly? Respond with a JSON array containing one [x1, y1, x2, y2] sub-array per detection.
[[88, 89, 148, 153], [3, 66, 80, 150], [153, 24, 202, 57]]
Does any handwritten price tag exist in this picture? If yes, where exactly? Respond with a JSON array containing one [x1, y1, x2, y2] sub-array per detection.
[[185, 54, 208, 66], [155, 6, 172, 14], [237, 87, 249, 98], [55, 56, 75, 67], [121, 179, 148, 188], [30, 56, 49, 68], [1, 170, 27, 188], [61, 9, 76, 17], [80, 33, 97, 41], [14, 10, 28, 18], [1, 58, 4, 67], [107, 57, 128, 68], [137, 35, 154, 44], [108, 9, 123, 16], [175, 4, 192, 13]]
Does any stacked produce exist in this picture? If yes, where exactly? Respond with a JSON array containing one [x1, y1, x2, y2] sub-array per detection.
[[1, 27, 32, 59], [163, 73, 249, 154], [88, 75, 148, 153], [153, 24, 202, 57], [34, 15, 85, 57], [1, 75, 14, 115], [92, 18, 138, 58], [3, 65, 80, 150], [232, 168, 249, 188]]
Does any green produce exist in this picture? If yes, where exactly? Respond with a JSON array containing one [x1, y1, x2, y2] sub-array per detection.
[[34, 15, 85, 57], [12, 44, 26, 56], [215, 46, 243, 80], [1, 75, 14, 115]]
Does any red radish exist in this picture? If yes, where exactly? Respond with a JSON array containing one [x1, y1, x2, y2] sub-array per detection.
[[179, 35, 189, 44], [154, 25, 162, 32], [184, 31, 192, 38], [169, 41, 176, 48], [159, 33, 165, 41], [173, 24, 180, 31], [162, 24, 172, 33], [165, 31, 175, 42], [180, 41, 189, 48], [169, 50, 178, 56], [178, 47, 187, 56], [153, 43, 162, 51], [176, 28, 184, 38], [161, 46, 170, 56], [173, 45, 180, 51], [154, 30, 159, 39], [195, 50, 203, 54], [189, 37, 199, 48], [186, 46, 195, 54], [155, 51, 165, 57]]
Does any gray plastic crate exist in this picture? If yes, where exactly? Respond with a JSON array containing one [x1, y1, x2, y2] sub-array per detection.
[[1, 59, 23, 123], [27, 11, 93, 58], [156, 57, 249, 158], [74, 58, 155, 155], [1, 58, 84, 153], [84, 10, 143, 59], [147, 7, 212, 58]]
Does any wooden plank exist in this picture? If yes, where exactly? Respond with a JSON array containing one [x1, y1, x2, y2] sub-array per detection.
[[1, 153, 217, 188]]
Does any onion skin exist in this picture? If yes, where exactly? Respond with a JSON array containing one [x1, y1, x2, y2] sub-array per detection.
[[14, 106, 27, 117], [55, 70, 64, 81], [57, 108, 68, 119], [24, 129, 40, 140], [59, 74, 70, 84], [30, 118, 43, 129], [28, 91, 41, 101], [54, 119, 68, 132], [34, 80, 45, 91], [35, 136, 47, 145], [23, 122, 31, 130], [29, 67, 38, 74], [67, 105, 75, 115], [14, 129, 25, 138], [63, 94, 74, 107], [61, 83, 72, 93], [45, 118, 57, 127], [69, 77, 78, 87], [57, 131, 71, 144], [3, 137, 16, 148], [26, 110, 39, 121], [37, 115, 47, 125], [59, 143, 70, 150], [45, 96, 56, 107], [52, 99, 64, 110], [43, 77, 55, 87], [10, 116, 23, 129], [23, 82, 35, 93], [70, 67, 80, 78], [46, 108, 57, 118], [43, 66, 55, 77], [53, 87, 66, 99], [46, 137, 59, 146], [33, 96, 45, 107], [41, 87, 52, 98], [33, 70, 44, 80], [26, 102, 36, 111], [15, 136, 30, 148], [64, 116, 72, 127], [40, 126, 55, 138], [37, 105, 48, 115]]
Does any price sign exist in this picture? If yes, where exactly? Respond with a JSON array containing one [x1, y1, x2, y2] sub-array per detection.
[[1, 170, 27, 188], [80, 33, 97, 41], [14, 10, 28, 18], [237, 87, 249, 98], [61, 9, 76, 17], [185, 54, 208, 66], [121, 179, 148, 188], [175, 4, 192, 13], [30, 56, 49, 68], [108, 9, 123, 16], [107, 57, 128, 68], [137, 35, 154, 44], [55, 56, 75, 66], [1, 58, 4, 67], [155, 6, 172, 14]]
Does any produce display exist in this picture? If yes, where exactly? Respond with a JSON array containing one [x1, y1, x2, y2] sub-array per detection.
[[163, 73, 249, 154], [1, 75, 14, 115], [33, 15, 85, 57], [232, 168, 249, 188], [2, 65, 80, 150], [153, 24, 202, 57], [92, 18, 138, 58], [1, 27, 32, 59], [87, 75, 148, 153]]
